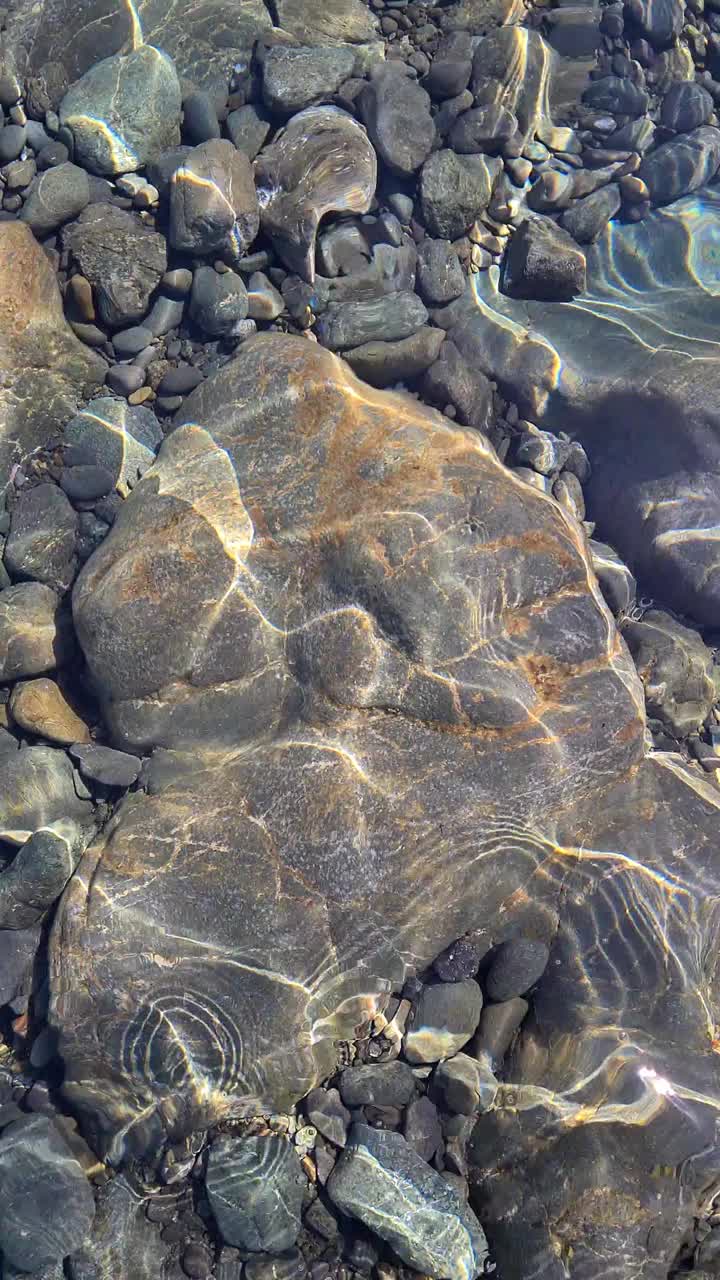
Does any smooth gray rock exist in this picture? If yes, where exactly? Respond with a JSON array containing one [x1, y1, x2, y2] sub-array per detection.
[[582, 75, 648, 117], [0, 820, 89, 929], [69, 744, 142, 789], [62, 204, 167, 329], [639, 126, 720, 203], [0, 1115, 95, 1272], [403, 1095, 443, 1162], [421, 338, 493, 429], [343, 327, 446, 387], [470, 996, 528, 1063], [433, 1052, 498, 1115], [503, 216, 587, 300], [18, 162, 89, 235], [63, 398, 161, 495], [404, 980, 483, 1063], [360, 67, 435, 176], [625, 0, 684, 44], [0, 745, 92, 846], [59, 46, 181, 175], [423, 33, 473, 101], [485, 937, 550, 1001], [226, 104, 272, 160], [420, 149, 491, 239], [305, 1087, 351, 1147], [4, 483, 77, 595], [205, 1135, 304, 1253], [68, 1175, 170, 1280], [449, 105, 518, 155], [189, 267, 249, 337], [182, 89, 221, 144], [315, 291, 428, 350], [561, 184, 622, 244], [170, 139, 259, 262], [262, 45, 355, 116], [327, 1124, 488, 1280], [339, 1062, 416, 1107], [0, 583, 72, 681]]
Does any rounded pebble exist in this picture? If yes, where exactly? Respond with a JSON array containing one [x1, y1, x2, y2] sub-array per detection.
[[484, 938, 550, 1002]]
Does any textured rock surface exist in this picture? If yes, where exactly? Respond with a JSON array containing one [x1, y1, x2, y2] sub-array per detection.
[[0, 1116, 95, 1272], [0, 222, 104, 483], [205, 1135, 304, 1252], [62, 204, 167, 329], [328, 1124, 487, 1280], [622, 610, 715, 736], [359, 67, 435, 177], [37, 333, 720, 1280]]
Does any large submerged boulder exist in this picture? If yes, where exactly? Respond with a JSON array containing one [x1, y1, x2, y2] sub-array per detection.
[[43, 332, 720, 1280]]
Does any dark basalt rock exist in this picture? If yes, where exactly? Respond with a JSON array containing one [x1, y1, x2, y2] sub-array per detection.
[[560, 184, 622, 244], [449, 105, 519, 155], [484, 937, 550, 1001], [502, 216, 587, 300], [423, 33, 473, 101], [63, 398, 162, 496], [625, 0, 684, 45], [226, 105, 272, 160], [582, 74, 649, 116], [339, 1062, 416, 1108], [419, 149, 491, 239], [328, 1124, 487, 1280], [0, 820, 91, 928], [405, 980, 483, 1063], [205, 1135, 304, 1253], [343, 327, 446, 387], [0, 1115, 95, 1272], [62, 204, 168, 329], [420, 338, 493, 430], [189, 267, 249, 337], [359, 67, 435, 177]]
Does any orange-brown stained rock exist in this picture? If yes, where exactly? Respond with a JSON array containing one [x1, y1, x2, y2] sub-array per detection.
[[9, 678, 91, 746], [0, 222, 104, 483], [50, 334, 720, 1280]]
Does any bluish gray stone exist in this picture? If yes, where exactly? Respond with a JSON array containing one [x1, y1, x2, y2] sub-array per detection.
[[0, 819, 90, 928], [639, 126, 720, 203], [0, 1115, 95, 1272], [226, 105, 272, 160], [661, 80, 713, 132], [59, 46, 181, 175], [360, 66, 435, 176], [4, 483, 78, 595], [339, 1062, 415, 1108], [419, 149, 491, 239], [205, 1135, 304, 1253], [69, 743, 142, 788], [485, 937, 550, 1001], [327, 1124, 487, 1280], [18, 162, 89, 234]]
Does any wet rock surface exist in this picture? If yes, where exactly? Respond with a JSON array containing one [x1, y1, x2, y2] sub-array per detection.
[[1, 0, 720, 1277]]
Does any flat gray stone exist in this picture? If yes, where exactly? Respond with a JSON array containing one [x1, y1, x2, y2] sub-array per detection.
[[0, 582, 73, 681], [420, 149, 491, 239], [63, 398, 161, 496], [327, 1124, 487, 1280], [18, 162, 89, 235], [404, 980, 482, 1063], [205, 1135, 304, 1253], [170, 139, 259, 262], [262, 46, 356, 116], [360, 67, 435, 177], [4, 482, 78, 595], [316, 291, 428, 350], [503, 216, 587, 300]]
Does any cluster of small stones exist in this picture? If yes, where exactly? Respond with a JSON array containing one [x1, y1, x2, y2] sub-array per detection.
[[1, 0, 720, 1278]]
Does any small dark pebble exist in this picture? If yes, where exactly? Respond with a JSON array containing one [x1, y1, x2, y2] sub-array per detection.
[[433, 935, 486, 982], [485, 937, 550, 1001], [158, 365, 204, 396], [105, 364, 145, 397], [69, 743, 142, 788], [112, 326, 154, 358]]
